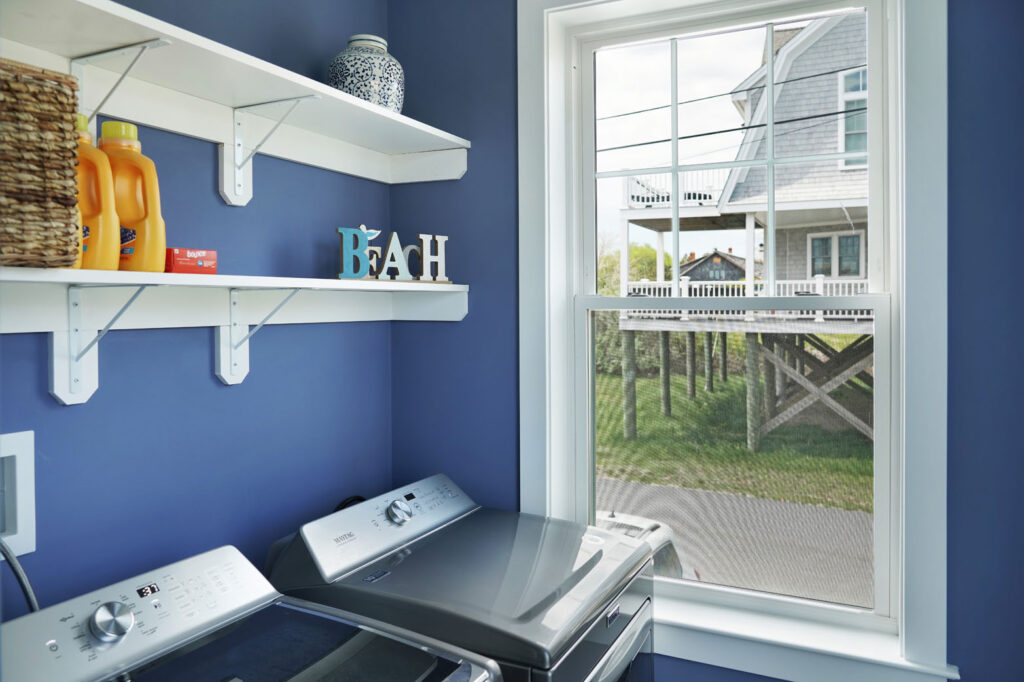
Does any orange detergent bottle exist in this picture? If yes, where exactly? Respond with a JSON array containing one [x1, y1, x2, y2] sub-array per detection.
[[75, 114, 120, 270], [98, 121, 166, 272], [70, 204, 83, 268]]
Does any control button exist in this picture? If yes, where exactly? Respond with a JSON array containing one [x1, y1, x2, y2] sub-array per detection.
[[46, 639, 59, 653], [386, 499, 413, 525], [89, 602, 135, 643]]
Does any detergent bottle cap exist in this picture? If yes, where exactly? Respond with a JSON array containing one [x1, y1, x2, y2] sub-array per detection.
[[100, 120, 138, 141]]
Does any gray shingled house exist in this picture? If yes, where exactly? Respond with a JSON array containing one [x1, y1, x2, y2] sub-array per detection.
[[620, 14, 868, 298]]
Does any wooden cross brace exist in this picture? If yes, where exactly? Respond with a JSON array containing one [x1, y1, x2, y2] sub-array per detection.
[[759, 344, 875, 440]]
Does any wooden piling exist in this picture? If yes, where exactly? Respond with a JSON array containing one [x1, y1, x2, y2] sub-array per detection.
[[720, 332, 728, 383], [704, 331, 714, 392], [762, 334, 777, 419], [660, 331, 671, 416], [686, 331, 696, 398], [745, 332, 761, 452], [621, 330, 637, 440]]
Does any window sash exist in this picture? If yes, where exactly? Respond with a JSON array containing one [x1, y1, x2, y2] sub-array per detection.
[[574, 293, 893, 622], [583, 9, 890, 623]]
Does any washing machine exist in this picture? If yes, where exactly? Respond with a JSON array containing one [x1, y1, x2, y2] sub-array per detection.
[[1, 545, 500, 681], [267, 474, 654, 682]]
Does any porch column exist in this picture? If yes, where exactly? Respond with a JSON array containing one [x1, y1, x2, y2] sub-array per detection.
[[622, 330, 637, 440], [620, 219, 630, 297], [656, 231, 665, 283], [745, 212, 756, 296], [660, 331, 671, 416], [745, 332, 761, 452]]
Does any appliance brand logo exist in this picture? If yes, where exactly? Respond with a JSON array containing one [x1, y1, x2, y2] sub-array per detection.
[[333, 532, 356, 545]]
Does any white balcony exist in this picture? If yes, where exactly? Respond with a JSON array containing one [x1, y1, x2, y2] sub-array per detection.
[[625, 169, 731, 209]]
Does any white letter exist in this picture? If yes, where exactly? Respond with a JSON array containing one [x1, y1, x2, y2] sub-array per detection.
[[418, 234, 449, 282], [377, 233, 413, 281]]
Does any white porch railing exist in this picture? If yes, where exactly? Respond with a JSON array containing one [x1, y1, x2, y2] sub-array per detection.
[[625, 276, 871, 321], [625, 169, 731, 209]]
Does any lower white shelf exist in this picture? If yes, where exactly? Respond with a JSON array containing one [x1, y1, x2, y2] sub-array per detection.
[[0, 267, 468, 404]]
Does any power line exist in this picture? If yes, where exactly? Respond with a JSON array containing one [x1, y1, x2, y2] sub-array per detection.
[[596, 63, 866, 122], [597, 106, 866, 153]]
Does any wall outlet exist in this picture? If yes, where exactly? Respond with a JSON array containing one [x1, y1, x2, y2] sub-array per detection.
[[0, 431, 36, 558]]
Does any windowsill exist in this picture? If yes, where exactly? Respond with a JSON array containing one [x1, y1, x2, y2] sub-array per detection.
[[654, 596, 959, 682]]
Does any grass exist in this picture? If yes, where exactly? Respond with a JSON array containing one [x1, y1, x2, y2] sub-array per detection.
[[594, 372, 874, 512]]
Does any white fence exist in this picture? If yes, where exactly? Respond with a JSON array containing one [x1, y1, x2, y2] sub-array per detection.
[[625, 169, 731, 209], [625, 276, 871, 321]]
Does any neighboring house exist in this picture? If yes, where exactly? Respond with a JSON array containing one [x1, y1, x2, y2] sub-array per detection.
[[678, 249, 759, 282], [619, 14, 868, 297]]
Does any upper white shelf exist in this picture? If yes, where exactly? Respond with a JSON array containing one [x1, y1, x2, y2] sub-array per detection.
[[0, 0, 470, 187]]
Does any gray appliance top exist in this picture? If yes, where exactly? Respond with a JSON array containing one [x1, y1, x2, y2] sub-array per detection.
[[271, 475, 652, 668], [2, 545, 498, 682]]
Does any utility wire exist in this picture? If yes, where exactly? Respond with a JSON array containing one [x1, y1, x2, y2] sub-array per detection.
[[596, 63, 866, 122], [597, 106, 865, 153], [1, 536, 39, 612]]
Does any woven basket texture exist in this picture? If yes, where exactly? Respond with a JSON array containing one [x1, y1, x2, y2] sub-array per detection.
[[0, 58, 80, 268]]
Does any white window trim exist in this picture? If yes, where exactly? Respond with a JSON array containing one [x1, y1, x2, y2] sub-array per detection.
[[517, 0, 955, 680], [838, 65, 869, 168], [807, 229, 867, 278]]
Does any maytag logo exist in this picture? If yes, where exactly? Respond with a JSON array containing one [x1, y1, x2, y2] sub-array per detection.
[[333, 532, 356, 545]]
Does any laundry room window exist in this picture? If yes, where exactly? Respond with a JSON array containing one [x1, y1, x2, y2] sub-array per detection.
[[581, 6, 891, 616], [519, 0, 952, 677]]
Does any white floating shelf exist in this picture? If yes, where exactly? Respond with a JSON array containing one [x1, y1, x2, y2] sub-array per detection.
[[0, 0, 470, 198], [0, 267, 468, 404]]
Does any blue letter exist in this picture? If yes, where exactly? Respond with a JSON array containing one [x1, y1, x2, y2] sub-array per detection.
[[338, 227, 369, 279]]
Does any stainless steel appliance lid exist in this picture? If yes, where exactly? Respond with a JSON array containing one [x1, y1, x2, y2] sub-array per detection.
[[297, 508, 651, 667]]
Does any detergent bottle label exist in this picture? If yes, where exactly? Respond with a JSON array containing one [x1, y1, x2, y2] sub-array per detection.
[[120, 226, 137, 255]]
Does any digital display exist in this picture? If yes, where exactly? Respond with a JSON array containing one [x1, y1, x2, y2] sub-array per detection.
[[136, 583, 159, 598], [404, 493, 415, 501]]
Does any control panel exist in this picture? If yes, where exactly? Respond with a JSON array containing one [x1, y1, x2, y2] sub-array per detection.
[[300, 473, 479, 583], [1, 546, 278, 682]]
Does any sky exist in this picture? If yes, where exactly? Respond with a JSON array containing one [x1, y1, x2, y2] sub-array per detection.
[[593, 22, 781, 264]]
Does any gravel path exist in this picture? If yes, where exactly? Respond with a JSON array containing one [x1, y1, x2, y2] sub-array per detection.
[[596, 477, 873, 607]]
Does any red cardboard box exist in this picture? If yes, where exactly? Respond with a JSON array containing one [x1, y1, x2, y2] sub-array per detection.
[[165, 248, 217, 274]]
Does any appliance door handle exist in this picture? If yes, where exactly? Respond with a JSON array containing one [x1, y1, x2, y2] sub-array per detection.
[[584, 598, 652, 682]]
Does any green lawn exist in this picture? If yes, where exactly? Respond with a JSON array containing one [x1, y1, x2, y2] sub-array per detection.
[[594, 373, 874, 512]]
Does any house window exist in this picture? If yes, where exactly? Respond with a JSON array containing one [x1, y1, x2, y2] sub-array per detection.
[[811, 236, 832, 275], [808, 231, 865, 278], [840, 67, 868, 167]]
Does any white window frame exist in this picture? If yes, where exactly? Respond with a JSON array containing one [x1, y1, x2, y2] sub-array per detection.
[[517, 0, 954, 680], [807, 229, 867, 277], [839, 65, 869, 168]]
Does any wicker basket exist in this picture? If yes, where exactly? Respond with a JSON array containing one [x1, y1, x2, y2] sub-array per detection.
[[0, 58, 79, 268]]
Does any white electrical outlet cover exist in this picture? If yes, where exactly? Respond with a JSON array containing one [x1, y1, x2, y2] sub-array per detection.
[[0, 431, 36, 558]]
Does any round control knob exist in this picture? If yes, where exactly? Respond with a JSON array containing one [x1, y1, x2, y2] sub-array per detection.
[[386, 499, 413, 525], [89, 602, 134, 643]]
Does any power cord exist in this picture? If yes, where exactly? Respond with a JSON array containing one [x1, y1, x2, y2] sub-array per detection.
[[334, 495, 366, 512], [0, 536, 39, 612]]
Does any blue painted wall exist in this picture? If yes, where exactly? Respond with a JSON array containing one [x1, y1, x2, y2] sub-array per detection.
[[0, 1, 394, 621], [387, 0, 520, 510]]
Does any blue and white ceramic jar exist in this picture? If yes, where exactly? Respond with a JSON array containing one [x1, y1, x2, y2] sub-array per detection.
[[327, 34, 404, 113]]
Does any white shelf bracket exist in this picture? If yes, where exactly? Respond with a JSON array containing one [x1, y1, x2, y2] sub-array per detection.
[[50, 285, 149, 405], [216, 288, 299, 385], [218, 95, 319, 207], [70, 39, 170, 132]]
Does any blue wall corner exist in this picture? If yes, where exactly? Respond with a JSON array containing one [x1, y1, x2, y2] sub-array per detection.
[[386, 0, 520, 511]]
